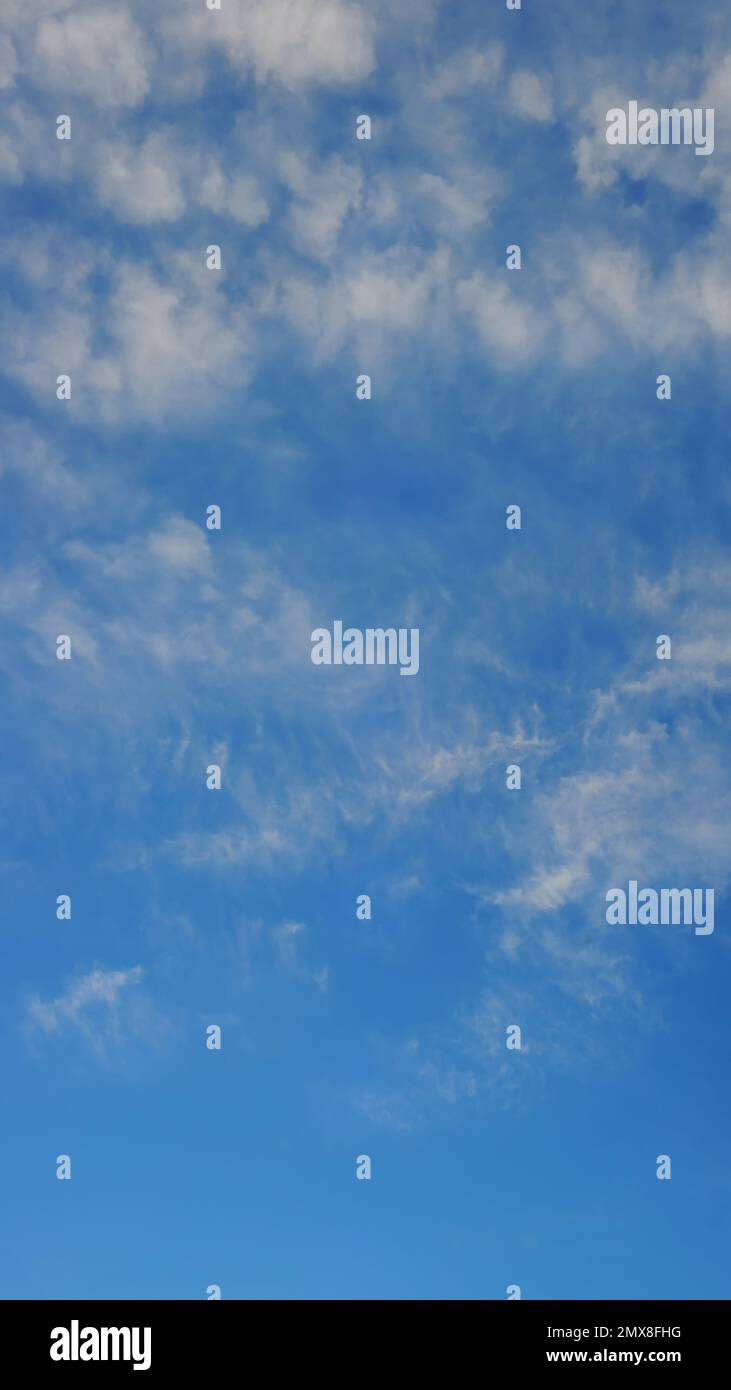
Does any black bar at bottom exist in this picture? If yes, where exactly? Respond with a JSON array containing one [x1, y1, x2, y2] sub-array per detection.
[[3, 1299, 724, 1375]]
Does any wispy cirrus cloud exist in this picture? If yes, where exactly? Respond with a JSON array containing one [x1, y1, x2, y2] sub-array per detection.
[[26, 965, 167, 1060]]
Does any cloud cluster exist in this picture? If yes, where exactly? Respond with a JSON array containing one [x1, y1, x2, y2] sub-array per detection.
[[1, 0, 730, 433]]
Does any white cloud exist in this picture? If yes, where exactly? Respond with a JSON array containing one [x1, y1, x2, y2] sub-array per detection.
[[67, 517, 212, 581], [241, 0, 374, 85], [5, 251, 254, 424], [33, 8, 151, 108], [0, 415, 85, 508], [573, 131, 620, 192], [457, 272, 546, 362], [579, 245, 650, 345], [280, 152, 363, 261], [170, 810, 328, 871], [95, 259, 253, 421], [280, 248, 448, 363], [149, 519, 212, 574], [27, 966, 155, 1058], [270, 921, 329, 991], [12, 305, 93, 392], [416, 171, 493, 233], [30, 965, 144, 1030], [683, 256, 731, 339], [94, 132, 186, 223], [0, 34, 18, 90], [91, 133, 271, 229], [426, 44, 504, 100], [170, 0, 376, 90], [509, 69, 553, 122], [0, 130, 21, 182], [493, 562, 731, 924], [198, 166, 270, 228], [0, 96, 80, 187]]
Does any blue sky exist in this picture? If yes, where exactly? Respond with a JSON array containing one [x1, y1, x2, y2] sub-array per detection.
[[1, 0, 730, 1300]]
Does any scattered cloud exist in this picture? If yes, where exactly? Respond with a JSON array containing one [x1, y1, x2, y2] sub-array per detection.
[[26, 966, 165, 1060], [33, 8, 151, 109], [509, 69, 554, 123]]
